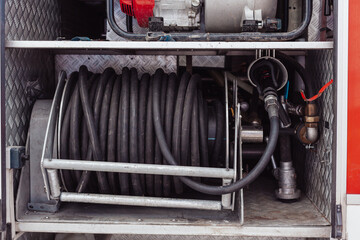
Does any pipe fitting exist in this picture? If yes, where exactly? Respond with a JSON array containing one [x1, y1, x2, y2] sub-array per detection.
[[304, 103, 319, 144], [295, 103, 319, 145], [275, 162, 301, 200], [264, 95, 279, 119]]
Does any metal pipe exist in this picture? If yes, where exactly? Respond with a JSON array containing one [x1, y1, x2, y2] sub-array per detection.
[[221, 179, 232, 209], [225, 72, 230, 169], [106, 0, 312, 41], [60, 192, 222, 210], [40, 72, 67, 200], [47, 169, 61, 199], [241, 126, 263, 143], [43, 159, 235, 179]]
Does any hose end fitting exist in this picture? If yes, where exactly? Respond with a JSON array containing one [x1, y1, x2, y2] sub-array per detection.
[[264, 94, 279, 119], [275, 161, 301, 200]]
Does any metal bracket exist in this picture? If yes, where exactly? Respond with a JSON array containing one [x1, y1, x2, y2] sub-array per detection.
[[256, 49, 276, 59], [335, 204, 343, 239], [6, 147, 25, 169], [27, 202, 60, 213]]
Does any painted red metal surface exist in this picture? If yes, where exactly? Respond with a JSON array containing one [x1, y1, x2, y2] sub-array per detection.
[[348, 0, 360, 194], [119, 0, 154, 28]]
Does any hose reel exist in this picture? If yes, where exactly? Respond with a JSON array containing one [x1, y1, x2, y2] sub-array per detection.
[[30, 61, 282, 212]]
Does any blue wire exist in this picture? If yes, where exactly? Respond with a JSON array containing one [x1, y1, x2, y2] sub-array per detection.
[[284, 81, 290, 100]]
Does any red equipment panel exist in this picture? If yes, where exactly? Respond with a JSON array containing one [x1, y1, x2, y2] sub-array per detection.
[[348, 0, 360, 194], [119, 0, 154, 28]]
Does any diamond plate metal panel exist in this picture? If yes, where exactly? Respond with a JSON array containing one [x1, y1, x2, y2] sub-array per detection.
[[179, 56, 225, 68], [55, 55, 177, 77], [106, 0, 148, 41], [5, 0, 60, 40], [308, 0, 322, 41], [5, 49, 55, 146], [305, 50, 334, 221]]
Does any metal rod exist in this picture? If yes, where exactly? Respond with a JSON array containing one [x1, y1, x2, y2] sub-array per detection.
[[60, 193, 222, 211], [0, 0, 6, 231], [238, 103, 244, 225], [40, 72, 67, 200], [225, 72, 229, 170], [43, 159, 235, 179], [271, 155, 277, 170], [47, 169, 61, 199]]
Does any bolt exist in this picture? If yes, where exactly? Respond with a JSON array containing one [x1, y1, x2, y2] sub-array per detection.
[[191, 0, 200, 7]]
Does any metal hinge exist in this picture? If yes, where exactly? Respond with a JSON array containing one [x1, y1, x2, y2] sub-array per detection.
[[335, 204, 343, 239]]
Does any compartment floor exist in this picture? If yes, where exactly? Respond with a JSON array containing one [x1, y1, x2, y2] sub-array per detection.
[[18, 177, 330, 227]]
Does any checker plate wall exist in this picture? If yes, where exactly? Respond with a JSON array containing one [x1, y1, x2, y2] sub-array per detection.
[[5, 0, 60, 146], [305, 50, 334, 221], [55, 55, 177, 77]]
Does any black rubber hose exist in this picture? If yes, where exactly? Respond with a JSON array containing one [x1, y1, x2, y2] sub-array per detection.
[[60, 89, 76, 192], [78, 66, 111, 194], [138, 73, 150, 191], [279, 135, 292, 162], [99, 75, 116, 167], [118, 67, 131, 195], [145, 76, 155, 196], [69, 82, 82, 183], [172, 71, 191, 194], [278, 101, 291, 127], [152, 74, 280, 195], [129, 68, 143, 196], [211, 100, 225, 166], [198, 89, 209, 167], [99, 75, 116, 193], [80, 74, 99, 160], [154, 72, 167, 197], [107, 75, 121, 194], [190, 89, 200, 181], [276, 51, 314, 97], [77, 75, 100, 193], [163, 73, 177, 197], [77, 69, 114, 193], [181, 74, 200, 167]]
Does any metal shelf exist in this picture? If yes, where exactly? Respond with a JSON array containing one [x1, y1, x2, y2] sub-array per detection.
[[5, 41, 333, 56]]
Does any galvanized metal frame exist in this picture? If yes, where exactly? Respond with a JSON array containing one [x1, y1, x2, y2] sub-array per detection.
[[0, 0, 6, 232], [333, 0, 349, 238]]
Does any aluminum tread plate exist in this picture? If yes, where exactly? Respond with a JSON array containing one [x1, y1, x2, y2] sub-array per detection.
[[5, 0, 59, 146], [5, 49, 55, 146], [55, 55, 177, 77], [5, 0, 60, 40], [305, 50, 334, 221]]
